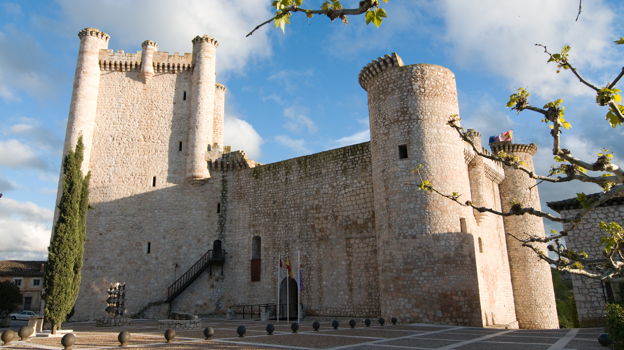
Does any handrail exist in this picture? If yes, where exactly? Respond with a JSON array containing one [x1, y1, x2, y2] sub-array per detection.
[[166, 249, 225, 302]]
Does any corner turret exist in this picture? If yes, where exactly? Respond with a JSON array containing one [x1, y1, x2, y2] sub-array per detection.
[[186, 35, 219, 184], [140, 40, 159, 83], [490, 141, 559, 329]]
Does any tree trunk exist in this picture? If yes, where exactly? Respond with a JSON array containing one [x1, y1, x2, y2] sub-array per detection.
[[51, 324, 57, 334]]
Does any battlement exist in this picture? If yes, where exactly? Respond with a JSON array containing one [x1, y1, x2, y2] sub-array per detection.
[[208, 150, 261, 171], [358, 53, 404, 91], [78, 28, 110, 42], [490, 141, 538, 156], [141, 40, 159, 50], [215, 83, 227, 92], [192, 35, 219, 47], [98, 49, 194, 72]]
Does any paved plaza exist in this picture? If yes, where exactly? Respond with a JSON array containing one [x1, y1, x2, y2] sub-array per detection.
[[0, 319, 605, 350]]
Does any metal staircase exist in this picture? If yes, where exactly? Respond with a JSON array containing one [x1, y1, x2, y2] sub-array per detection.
[[165, 247, 225, 303]]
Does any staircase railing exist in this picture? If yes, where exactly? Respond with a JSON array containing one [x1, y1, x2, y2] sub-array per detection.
[[166, 249, 225, 303]]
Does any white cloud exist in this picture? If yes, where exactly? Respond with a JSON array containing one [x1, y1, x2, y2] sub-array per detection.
[[439, 0, 621, 98], [1, 3, 21, 16], [267, 69, 314, 91], [283, 105, 317, 134], [54, 0, 274, 77], [332, 130, 370, 148], [0, 175, 18, 192], [224, 115, 264, 160], [0, 197, 53, 260], [274, 135, 311, 156], [4, 121, 63, 152], [0, 139, 50, 171]]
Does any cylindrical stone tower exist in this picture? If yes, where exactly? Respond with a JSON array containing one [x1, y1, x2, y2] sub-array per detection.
[[186, 35, 218, 182], [64, 27, 109, 175], [491, 141, 559, 329], [140, 40, 159, 84], [360, 54, 480, 326], [466, 130, 489, 225], [213, 83, 227, 150]]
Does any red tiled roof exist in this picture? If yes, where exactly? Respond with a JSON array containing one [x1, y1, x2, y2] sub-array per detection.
[[0, 260, 46, 277]]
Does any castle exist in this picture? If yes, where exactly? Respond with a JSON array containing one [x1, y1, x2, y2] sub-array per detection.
[[54, 28, 559, 329]]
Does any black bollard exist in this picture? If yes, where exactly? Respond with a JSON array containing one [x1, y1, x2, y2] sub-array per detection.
[[379, 318, 385, 326], [204, 327, 214, 340], [364, 319, 371, 327], [164, 329, 175, 343], [291, 322, 299, 333], [391, 317, 397, 325], [266, 324, 275, 335], [61, 333, 76, 350], [118, 331, 130, 347], [312, 321, 320, 331], [332, 320, 339, 330], [1, 329, 15, 345], [598, 333, 612, 346], [237, 325, 246, 337], [349, 319, 356, 328], [18, 326, 34, 340]]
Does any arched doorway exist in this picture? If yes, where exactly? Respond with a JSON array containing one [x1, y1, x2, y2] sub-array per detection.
[[279, 277, 298, 320]]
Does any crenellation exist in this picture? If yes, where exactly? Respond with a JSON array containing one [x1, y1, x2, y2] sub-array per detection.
[[78, 27, 110, 42], [358, 53, 404, 90]]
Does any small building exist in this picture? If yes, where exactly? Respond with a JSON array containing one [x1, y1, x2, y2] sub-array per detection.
[[548, 194, 624, 326], [0, 260, 46, 313]]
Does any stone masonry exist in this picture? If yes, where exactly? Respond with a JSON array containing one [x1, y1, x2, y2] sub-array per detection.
[[55, 28, 559, 329], [548, 196, 624, 326]]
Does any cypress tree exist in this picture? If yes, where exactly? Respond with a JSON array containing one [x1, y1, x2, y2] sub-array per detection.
[[44, 136, 91, 333]]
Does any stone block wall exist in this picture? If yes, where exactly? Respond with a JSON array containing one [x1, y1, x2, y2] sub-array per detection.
[[558, 204, 624, 326]]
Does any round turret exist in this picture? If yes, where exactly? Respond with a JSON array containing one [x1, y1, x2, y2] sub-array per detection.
[[490, 141, 559, 329], [140, 40, 159, 83], [186, 35, 219, 183], [213, 83, 227, 150], [362, 54, 478, 325]]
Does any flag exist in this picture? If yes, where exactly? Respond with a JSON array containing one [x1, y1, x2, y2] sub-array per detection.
[[489, 130, 513, 143], [299, 268, 303, 291], [278, 257, 282, 280], [286, 256, 293, 279]]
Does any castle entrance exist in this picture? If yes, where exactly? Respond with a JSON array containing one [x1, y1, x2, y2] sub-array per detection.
[[278, 278, 298, 320]]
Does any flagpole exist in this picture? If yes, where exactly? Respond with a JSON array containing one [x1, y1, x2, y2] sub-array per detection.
[[286, 253, 289, 322], [298, 250, 300, 324], [277, 253, 280, 323]]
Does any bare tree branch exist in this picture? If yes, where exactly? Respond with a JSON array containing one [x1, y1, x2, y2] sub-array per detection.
[[536, 44, 599, 91], [608, 67, 624, 89], [576, 0, 582, 21], [247, 0, 378, 37]]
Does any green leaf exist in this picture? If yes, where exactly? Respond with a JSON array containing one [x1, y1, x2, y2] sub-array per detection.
[[366, 8, 386, 28], [295, 0, 303, 5], [605, 104, 624, 128], [615, 38, 624, 45], [365, 9, 374, 25]]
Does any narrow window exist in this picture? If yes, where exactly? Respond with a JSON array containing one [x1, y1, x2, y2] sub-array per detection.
[[478, 237, 483, 253], [398, 144, 408, 159], [183, 91, 186, 100], [33, 279, 40, 286], [207, 144, 212, 151], [251, 236, 261, 282], [152, 176, 156, 187], [147, 242, 151, 254], [217, 203, 221, 213], [459, 218, 467, 233], [179, 142, 183, 151], [14, 279, 22, 287]]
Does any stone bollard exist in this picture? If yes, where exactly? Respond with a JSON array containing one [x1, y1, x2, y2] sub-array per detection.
[[349, 319, 356, 328], [164, 329, 175, 343], [291, 322, 299, 333], [118, 331, 130, 347], [364, 319, 371, 327], [61, 333, 76, 350], [204, 327, 214, 340], [1, 329, 15, 345], [332, 320, 339, 330], [19, 326, 34, 340], [237, 325, 246, 337], [266, 324, 274, 335], [312, 321, 320, 331]]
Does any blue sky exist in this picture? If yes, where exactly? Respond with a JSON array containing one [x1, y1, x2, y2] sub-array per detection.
[[1, 0, 623, 260]]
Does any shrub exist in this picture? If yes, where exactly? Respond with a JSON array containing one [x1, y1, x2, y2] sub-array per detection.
[[605, 303, 624, 350]]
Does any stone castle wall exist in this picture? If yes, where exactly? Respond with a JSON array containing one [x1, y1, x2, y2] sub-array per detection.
[[61, 29, 558, 328], [558, 204, 624, 326]]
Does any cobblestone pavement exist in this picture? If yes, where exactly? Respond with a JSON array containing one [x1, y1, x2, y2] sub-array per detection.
[[0, 319, 606, 349]]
